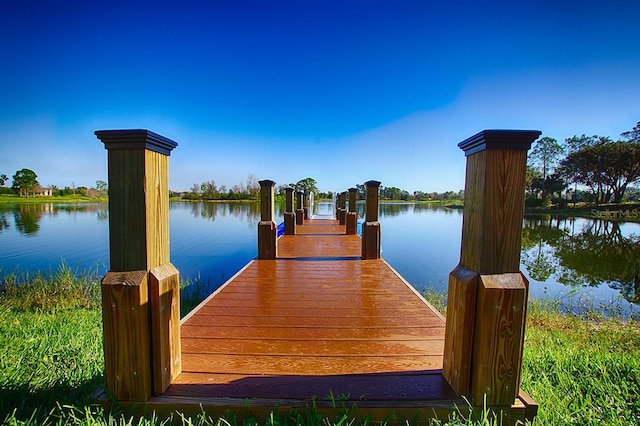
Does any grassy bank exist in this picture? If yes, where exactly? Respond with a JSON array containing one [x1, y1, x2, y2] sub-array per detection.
[[1, 272, 639, 425]]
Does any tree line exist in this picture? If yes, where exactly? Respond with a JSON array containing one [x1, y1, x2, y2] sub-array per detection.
[[0, 169, 107, 198], [527, 120, 640, 206]]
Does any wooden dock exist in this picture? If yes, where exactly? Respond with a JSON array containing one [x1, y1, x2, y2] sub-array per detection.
[[94, 129, 541, 424], [133, 219, 533, 423]]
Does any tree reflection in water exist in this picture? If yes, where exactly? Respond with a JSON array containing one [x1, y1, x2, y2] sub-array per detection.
[[522, 216, 640, 305]]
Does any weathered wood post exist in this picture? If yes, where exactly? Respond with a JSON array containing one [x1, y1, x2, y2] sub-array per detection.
[[361, 180, 381, 259], [295, 190, 304, 225], [284, 187, 295, 235], [346, 187, 358, 235], [95, 129, 182, 401], [338, 192, 347, 225], [303, 192, 310, 219], [443, 130, 541, 406], [258, 179, 277, 259]]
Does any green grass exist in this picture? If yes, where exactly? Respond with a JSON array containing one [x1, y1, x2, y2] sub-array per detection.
[[2, 275, 639, 424]]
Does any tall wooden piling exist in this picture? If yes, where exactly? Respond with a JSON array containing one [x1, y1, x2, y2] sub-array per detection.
[[338, 192, 347, 225], [95, 129, 182, 401], [346, 187, 358, 235], [361, 180, 381, 259], [442, 130, 541, 406], [295, 190, 304, 225], [258, 180, 277, 259], [284, 187, 295, 235]]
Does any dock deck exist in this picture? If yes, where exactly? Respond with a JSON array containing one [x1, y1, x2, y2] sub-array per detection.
[[135, 219, 533, 422]]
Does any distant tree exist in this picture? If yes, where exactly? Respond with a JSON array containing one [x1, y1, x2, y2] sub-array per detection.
[[525, 166, 542, 198], [246, 174, 260, 198], [621, 120, 640, 143], [559, 137, 640, 204], [0, 174, 8, 186], [12, 168, 39, 197], [293, 177, 318, 196], [544, 173, 567, 199], [96, 180, 108, 196], [528, 136, 564, 204]]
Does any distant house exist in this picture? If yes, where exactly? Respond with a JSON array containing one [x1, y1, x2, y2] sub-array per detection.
[[33, 186, 53, 197]]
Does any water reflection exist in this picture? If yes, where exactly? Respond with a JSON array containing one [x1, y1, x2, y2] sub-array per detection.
[[0, 203, 108, 236], [184, 201, 263, 226], [522, 216, 640, 304]]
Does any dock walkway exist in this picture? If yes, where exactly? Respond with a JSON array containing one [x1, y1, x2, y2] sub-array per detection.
[[95, 129, 541, 424], [148, 219, 462, 420]]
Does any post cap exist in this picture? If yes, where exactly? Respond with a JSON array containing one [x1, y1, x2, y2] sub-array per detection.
[[458, 130, 541, 156], [95, 129, 178, 156], [365, 180, 381, 188], [259, 179, 275, 187]]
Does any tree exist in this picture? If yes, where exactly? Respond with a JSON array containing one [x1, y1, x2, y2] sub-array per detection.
[[292, 177, 318, 196], [528, 136, 564, 204], [0, 174, 8, 186], [12, 168, 38, 197], [558, 138, 640, 204], [621, 120, 640, 143], [96, 180, 108, 196]]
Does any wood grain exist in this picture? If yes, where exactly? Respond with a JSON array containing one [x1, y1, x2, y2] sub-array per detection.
[[442, 264, 478, 395], [471, 273, 527, 405], [149, 263, 182, 394], [101, 270, 152, 401]]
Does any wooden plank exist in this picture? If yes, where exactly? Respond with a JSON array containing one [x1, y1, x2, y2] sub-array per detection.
[[101, 270, 152, 401], [182, 313, 443, 328], [182, 353, 444, 375], [149, 263, 182, 394], [471, 273, 526, 405], [295, 219, 344, 235], [180, 338, 444, 356], [181, 325, 443, 340], [278, 235, 361, 258], [442, 264, 478, 395]]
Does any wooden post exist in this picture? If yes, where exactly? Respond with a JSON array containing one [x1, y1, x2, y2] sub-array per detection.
[[346, 187, 358, 235], [361, 180, 381, 259], [303, 192, 310, 219], [284, 187, 295, 235], [338, 192, 347, 225], [95, 129, 182, 401], [258, 179, 277, 259], [295, 190, 304, 225], [442, 130, 540, 406]]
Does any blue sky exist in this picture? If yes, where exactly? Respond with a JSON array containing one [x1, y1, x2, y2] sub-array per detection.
[[1, 1, 639, 193]]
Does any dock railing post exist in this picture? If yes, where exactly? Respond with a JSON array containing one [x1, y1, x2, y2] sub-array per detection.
[[258, 179, 277, 259], [295, 190, 304, 225], [284, 187, 295, 235], [95, 129, 182, 401], [338, 192, 347, 225], [443, 130, 541, 406], [346, 187, 358, 235], [303, 192, 310, 219], [361, 180, 381, 259]]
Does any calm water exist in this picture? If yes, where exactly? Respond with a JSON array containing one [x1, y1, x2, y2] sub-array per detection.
[[1, 201, 638, 316]]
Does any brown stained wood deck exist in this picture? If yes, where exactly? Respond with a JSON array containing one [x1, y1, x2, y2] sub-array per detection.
[[135, 219, 535, 423]]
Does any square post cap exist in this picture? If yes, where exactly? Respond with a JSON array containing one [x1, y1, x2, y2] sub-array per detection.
[[95, 129, 178, 155], [458, 130, 541, 156], [259, 179, 276, 187]]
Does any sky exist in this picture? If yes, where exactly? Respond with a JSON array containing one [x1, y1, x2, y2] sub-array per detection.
[[1, 1, 639, 193]]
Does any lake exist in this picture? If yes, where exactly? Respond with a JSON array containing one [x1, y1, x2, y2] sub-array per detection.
[[1, 201, 638, 317]]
